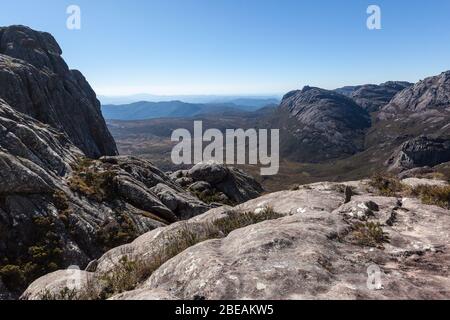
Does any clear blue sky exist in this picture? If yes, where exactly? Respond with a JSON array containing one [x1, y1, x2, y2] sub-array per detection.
[[1, 0, 450, 96]]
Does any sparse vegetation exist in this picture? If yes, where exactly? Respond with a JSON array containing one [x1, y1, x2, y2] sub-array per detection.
[[52, 190, 72, 226], [0, 216, 65, 294], [68, 158, 118, 202], [348, 221, 390, 248], [212, 207, 283, 237], [192, 190, 235, 206], [96, 213, 139, 252], [410, 185, 450, 209], [369, 173, 406, 196], [369, 173, 450, 209]]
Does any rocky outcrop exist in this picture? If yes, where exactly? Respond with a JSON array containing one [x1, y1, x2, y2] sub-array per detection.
[[2, 26, 259, 298], [169, 161, 264, 205], [0, 107, 215, 295], [336, 81, 412, 113], [381, 71, 450, 117], [0, 25, 117, 158], [386, 136, 450, 172], [0, 95, 260, 299], [278, 86, 371, 162], [23, 179, 450, 300]]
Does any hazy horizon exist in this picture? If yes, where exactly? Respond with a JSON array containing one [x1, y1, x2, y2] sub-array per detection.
[[2, 0, 450, 96]]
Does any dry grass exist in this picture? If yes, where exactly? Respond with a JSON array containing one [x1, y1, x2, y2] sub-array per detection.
[[370, 173, 450, 209], [369, 173, 406, 197], [410, 185, 450, 209]]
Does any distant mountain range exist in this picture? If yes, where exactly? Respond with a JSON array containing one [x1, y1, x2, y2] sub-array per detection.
[[101, 99, 278, 120], [99, 94, 280, 106]]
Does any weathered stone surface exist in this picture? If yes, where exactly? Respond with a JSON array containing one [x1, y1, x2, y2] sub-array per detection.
[[386, 136, 450, 172], [381, 71, 450, 116], [0, 25, 117, 158], [0, 104, 214, 294], [151, 183, 210, 220], [335, 81, 412, 113], [172, 161, 264, 204], [21, 269, 94, 300], [24, 179, 450, 300], [108, 288, 178, 301], [189, 161, 229, 184]]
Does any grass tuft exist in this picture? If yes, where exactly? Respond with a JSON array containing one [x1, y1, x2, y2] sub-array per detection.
[[369, 174, 406, 197], [410, 185, 450, 209], [348, 221, 390, 248]]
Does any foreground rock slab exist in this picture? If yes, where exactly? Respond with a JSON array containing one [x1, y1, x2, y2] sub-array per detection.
[[22, 179, 450, 300]]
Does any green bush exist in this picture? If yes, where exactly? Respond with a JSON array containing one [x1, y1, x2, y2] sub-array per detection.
[[0, 265, 26, 291], [0, 216, 65, 293]]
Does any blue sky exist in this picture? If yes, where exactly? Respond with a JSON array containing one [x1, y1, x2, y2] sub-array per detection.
[[1, 0, 450, 96]]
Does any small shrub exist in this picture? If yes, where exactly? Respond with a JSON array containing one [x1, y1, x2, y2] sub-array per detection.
[[52, 190, 69, 209], [369, 174, 406, 197], [349, 221, 389, 248], [68, 158, 118, 202], [0, 216, 66, 293], [213, 207, 283, 237], [99, 257, 150, 298], [0, 265, 26, 291], [193, 190, 234, 206], [96, 214, 139, 252], [410, 185, 450, 209]]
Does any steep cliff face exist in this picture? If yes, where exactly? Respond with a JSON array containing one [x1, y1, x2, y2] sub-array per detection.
[[0, 25, 117, 158], [277, 86, 371, 162]]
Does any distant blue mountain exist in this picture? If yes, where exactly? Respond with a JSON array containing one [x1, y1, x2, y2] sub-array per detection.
[[101, 100, 277, 120], [99, 94, 280, 106]]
